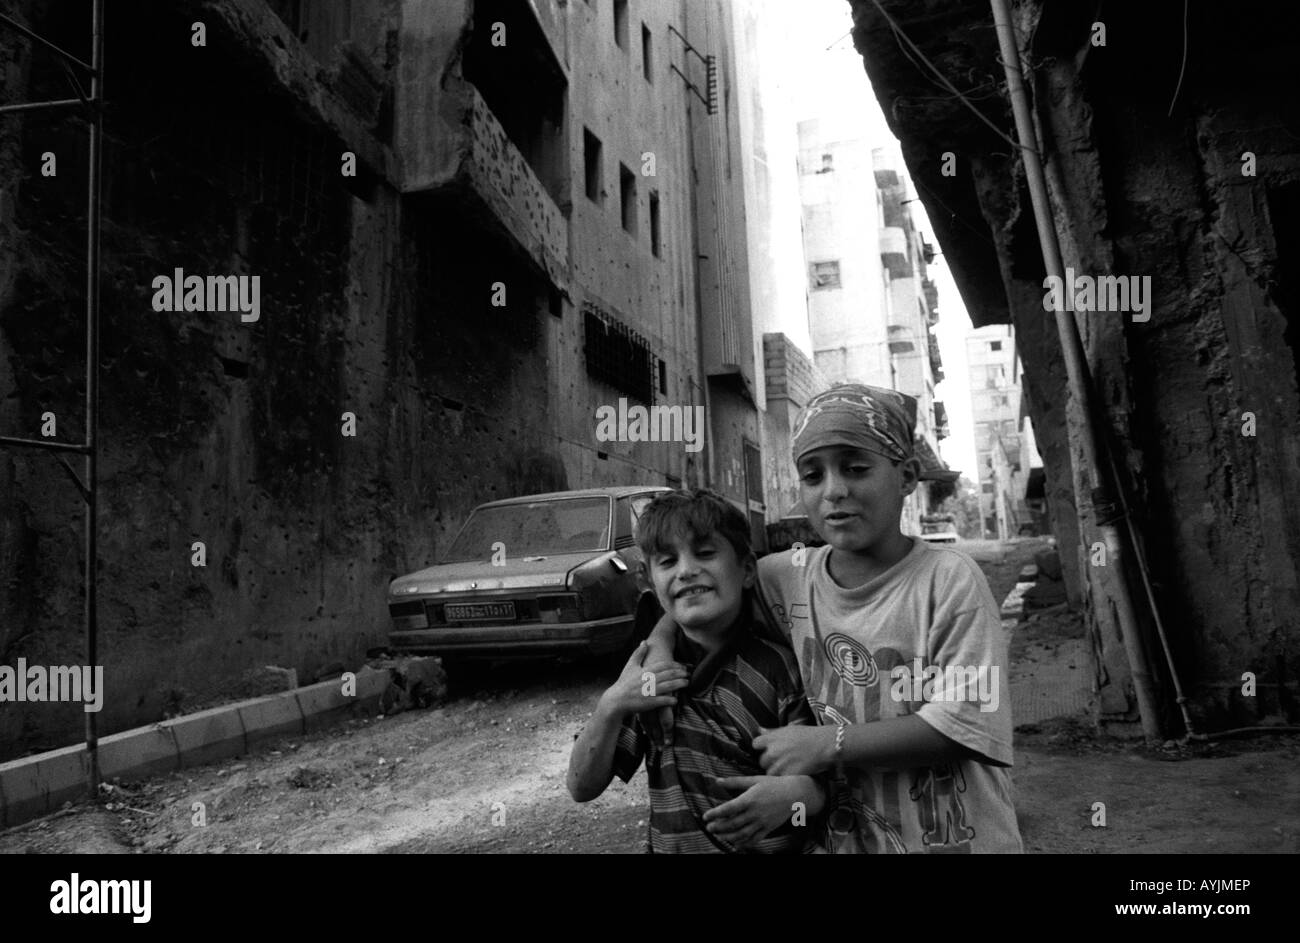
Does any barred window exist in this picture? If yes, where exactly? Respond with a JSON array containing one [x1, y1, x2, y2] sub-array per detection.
[[584, 304, 655, 404]]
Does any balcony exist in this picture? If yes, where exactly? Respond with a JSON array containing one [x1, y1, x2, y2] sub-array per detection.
[[880, 226, 912, 278], [923, 277, 940, 324], [887, 324, 916, 354], [934, 401, 950, 441], [197, 0, 393, 184], [928, 330, 945, 382], [462, 87, 568, 280], [397, 0, 568, 283], [399, 80, 567, 283]]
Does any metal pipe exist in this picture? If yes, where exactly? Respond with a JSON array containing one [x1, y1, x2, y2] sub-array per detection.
[[1103, 421, 1199, 737], [0, 434, 91, 453], [989, 0, 1163, 740], [83, 0, 104, 797], [0, 12, 96, 74], [0, 98, 86, 116]]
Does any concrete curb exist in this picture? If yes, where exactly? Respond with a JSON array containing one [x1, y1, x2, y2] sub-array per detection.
[[0, 666, 392, 830]]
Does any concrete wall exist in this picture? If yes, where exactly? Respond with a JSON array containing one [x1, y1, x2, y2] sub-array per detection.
[[559, 0, 703, 489], [850, 0, 1300, 731]]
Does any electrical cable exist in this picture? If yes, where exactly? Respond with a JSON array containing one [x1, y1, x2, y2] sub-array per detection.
[[866, 0, 1034, 156], [1166, 0, 1189, 117]]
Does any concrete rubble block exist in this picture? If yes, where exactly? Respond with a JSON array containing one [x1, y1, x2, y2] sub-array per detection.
[[0, 744, 88, 828], [999, 583, 1029, 620], [98, 725, 182, 781], [352, 664, 394, 704], [161, 704, 249, 769], [238, 692, 306, 748], [1024, 579, 1069, 610], [1033, 547, 1063, 581], [373, 658, 445, 714]]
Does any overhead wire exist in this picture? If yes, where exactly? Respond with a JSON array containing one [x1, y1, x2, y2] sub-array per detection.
[[865, 0, 1034, 156], [1166, 0, 1189, 117]]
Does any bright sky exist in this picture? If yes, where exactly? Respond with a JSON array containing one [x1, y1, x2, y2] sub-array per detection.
[[771, 0, 979, 480]]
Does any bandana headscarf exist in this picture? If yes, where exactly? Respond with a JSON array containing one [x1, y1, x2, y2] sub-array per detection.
[[791, 383, 918, 464]]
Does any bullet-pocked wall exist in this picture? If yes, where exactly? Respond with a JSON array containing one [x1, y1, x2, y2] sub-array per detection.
[[0, 0, 404, 756], [1, 0, 761, 754], [559, 0, 704, 491]]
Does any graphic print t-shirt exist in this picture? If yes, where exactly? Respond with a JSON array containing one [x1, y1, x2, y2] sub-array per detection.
[[756, 539, 1022, 853]]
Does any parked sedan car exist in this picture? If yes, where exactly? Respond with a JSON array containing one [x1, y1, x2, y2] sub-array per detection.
[[386, 486, 671, 661]]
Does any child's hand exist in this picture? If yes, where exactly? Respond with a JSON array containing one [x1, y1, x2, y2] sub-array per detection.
[[703, 776, 805, 849], [754, 725, 836, 776], [643, 612, 683, 745], [598, 642, 689, 719]]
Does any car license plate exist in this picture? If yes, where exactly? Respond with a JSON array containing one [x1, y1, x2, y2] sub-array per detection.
[[445, 601, 516, 622]]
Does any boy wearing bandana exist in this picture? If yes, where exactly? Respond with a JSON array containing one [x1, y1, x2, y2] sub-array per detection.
[[649, 383, 1022, 853]]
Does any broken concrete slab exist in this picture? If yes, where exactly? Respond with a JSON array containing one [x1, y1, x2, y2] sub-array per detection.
[[1000, 581, 1038, 620], [370, 657, 447, 714]]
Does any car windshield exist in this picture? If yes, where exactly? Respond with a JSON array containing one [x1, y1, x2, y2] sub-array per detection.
[[442, 497, 612, 562]]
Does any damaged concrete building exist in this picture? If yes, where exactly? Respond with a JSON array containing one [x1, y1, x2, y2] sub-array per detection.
[[849, 0, 1300, 733], [0, 0, 779, 754]]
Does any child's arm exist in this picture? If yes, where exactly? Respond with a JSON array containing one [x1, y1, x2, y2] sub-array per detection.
[[643, 610, 678, 664], [567, 642, 688, 801], [754, 715, 979, 776], [642, 612, 681, 744], [703, 774, 827, 849]]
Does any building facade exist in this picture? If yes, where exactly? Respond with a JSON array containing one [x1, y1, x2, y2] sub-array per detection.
[[965, 324, 1030, 538], [0, 0, 771, 755]]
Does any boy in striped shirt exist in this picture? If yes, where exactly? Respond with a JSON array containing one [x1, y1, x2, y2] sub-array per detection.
[[566, 489, 826, 853]]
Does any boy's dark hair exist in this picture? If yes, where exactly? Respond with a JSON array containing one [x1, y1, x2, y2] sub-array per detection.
[[635, 489, 752, 561]]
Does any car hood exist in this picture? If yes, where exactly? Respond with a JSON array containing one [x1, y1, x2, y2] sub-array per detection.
[[388, 551, 611, 597]]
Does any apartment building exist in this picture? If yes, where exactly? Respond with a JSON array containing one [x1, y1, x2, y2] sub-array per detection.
[[965, 324, 1034, 538], [795, 125, 951, 533]]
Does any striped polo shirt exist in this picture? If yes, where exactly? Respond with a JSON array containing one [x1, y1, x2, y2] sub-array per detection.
[[612, 615, 818, 854]]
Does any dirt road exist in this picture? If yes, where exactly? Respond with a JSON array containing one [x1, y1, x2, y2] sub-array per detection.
[[3, 539, 1298, 854]]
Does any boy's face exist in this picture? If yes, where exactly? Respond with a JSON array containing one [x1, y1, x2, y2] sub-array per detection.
[[797, 445, 919, 554], [647, 531, 755, 634]]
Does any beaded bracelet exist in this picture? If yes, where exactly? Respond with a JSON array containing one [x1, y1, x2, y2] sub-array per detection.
[[834, 721, 847, 777]]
